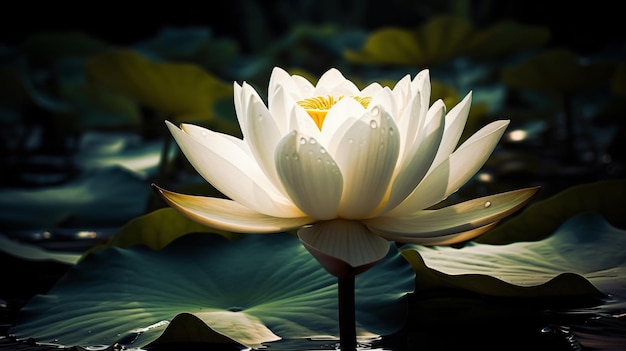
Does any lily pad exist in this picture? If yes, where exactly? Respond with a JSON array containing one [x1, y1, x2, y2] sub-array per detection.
[[401, 213, 625, 299], [10, 232, 415, 349], [0, 167, 151, 230], [84, 49, 233, 120]]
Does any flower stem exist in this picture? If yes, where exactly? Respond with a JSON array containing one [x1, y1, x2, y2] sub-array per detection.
[[338, 272, 357, 351]]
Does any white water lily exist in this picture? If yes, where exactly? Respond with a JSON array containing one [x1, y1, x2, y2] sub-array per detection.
[[153, 67, 538, 277]]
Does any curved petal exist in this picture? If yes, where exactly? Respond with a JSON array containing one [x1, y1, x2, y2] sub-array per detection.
[[315, 68, 350, 94], [241, 84, 286, 193], [319, 96, 365, 147], [388, 120, 510, 216], [298, 219, 390, 277], [430, 91, 473, 168], [379, 222, 498, 246], [291, 74, 315, 97], [333, 105, 400, 218], [152, 185, 313, 233], [267, 85, 293, 134], [268, 66, 301, 101], [166, 121, 300, 217], [233, 82, 246, 132], [365, 187, 539, 238], [275, 130, 343, 220], [377, 101, 445, 215]]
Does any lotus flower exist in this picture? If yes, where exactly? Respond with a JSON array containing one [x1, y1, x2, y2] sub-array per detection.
[[153, 67, 538, 277]]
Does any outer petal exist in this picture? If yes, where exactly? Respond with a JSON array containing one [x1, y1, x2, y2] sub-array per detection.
[[333, 105, 400, 218], [240, 83, 286, 193], [378, 222, 498, 246], [268, 66, 302, 101], [298, 219, 390, 277], [377, 100, 445, 215], [388, 120, 510, 216], [364, 187, 539, 238], [152, 185, 313, 233], [166, 121, 301, 217], [430, 91, 473, 169], [275, 131, 343, 220]]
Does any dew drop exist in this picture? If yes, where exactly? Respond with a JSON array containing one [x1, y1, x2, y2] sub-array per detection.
[[308, 150, 314, 156], [257, 113, 264, 121], [348, 138, 354, 144], [201, 131, 207, 137], [317, 158, 322, 163], [293, 154, 299, 161], [371, 106, 380, 116], [309, 138, 317, 145], [389, 127, 394, 135], [320, 147, 326, 154], [484, 201, 492, 208], [370, 120, 378, 129], [299, 137, 307, 145]]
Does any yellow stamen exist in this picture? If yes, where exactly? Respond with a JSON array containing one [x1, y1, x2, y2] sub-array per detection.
[[297, 95, 371, 129]]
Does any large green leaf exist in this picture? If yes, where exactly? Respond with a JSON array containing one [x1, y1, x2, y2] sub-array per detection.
[[401, 213, 625, 299], [84, 50, 232, 120], [0, 167, 151, 230], [105, 207, 240, 251], [10, 233, 414, 349]]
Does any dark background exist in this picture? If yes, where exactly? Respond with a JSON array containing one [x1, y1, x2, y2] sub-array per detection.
[[1, 0, 624, 55]]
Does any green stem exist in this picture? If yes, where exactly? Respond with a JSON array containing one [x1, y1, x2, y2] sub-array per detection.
[[338, 273, 357, 351]]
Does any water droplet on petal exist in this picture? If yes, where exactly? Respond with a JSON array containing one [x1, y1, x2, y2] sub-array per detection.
[[309, 138, 317, 145], [484, 201, 492, 208], [293, 154, 299, 160], [320, 147, 326, 154], [201, 131, 207, 137], [300, 137, 307, 145], [348, 138, 354, 144], [389, 127, 394, 135], [317, 158, 322, 163], [370, 120, 378, 129], [371, 106, 380, 116]]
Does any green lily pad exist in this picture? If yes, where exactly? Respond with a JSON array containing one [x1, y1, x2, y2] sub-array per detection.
[[84, 49, 232, 120], [401, 212, 624, 299], [344, 15, 475, 67], [501, 49, 616, 94], [10, 232, 414, 349], [0, 167, 151, 230]]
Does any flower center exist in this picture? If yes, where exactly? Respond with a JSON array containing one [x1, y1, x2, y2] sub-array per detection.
[[297, 95, 371, 129]]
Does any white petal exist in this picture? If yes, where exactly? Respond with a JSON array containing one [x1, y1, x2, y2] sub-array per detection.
[[378, 101, 445, 214], [275, 131, 343, 220], [360, 81, 384, 97], [366, 187, 539, 237], [378, 222, 498, 246], [315, 68, 349, 94], [430, 91, 473, 169], [241, 85, 286, 192], [153, 185, 313, 233], [368, 87, 396, 122], [233, 82, 246, 132], [298, 219, 390, 276], [388, 120, 510, 216], [333, 105, 400, 218], [319, 96, 365, 147], [268, 67, 300, 100], [167, 121, 300, 217], [292, 74, 315, 97], [267, 85, 292, 134]]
